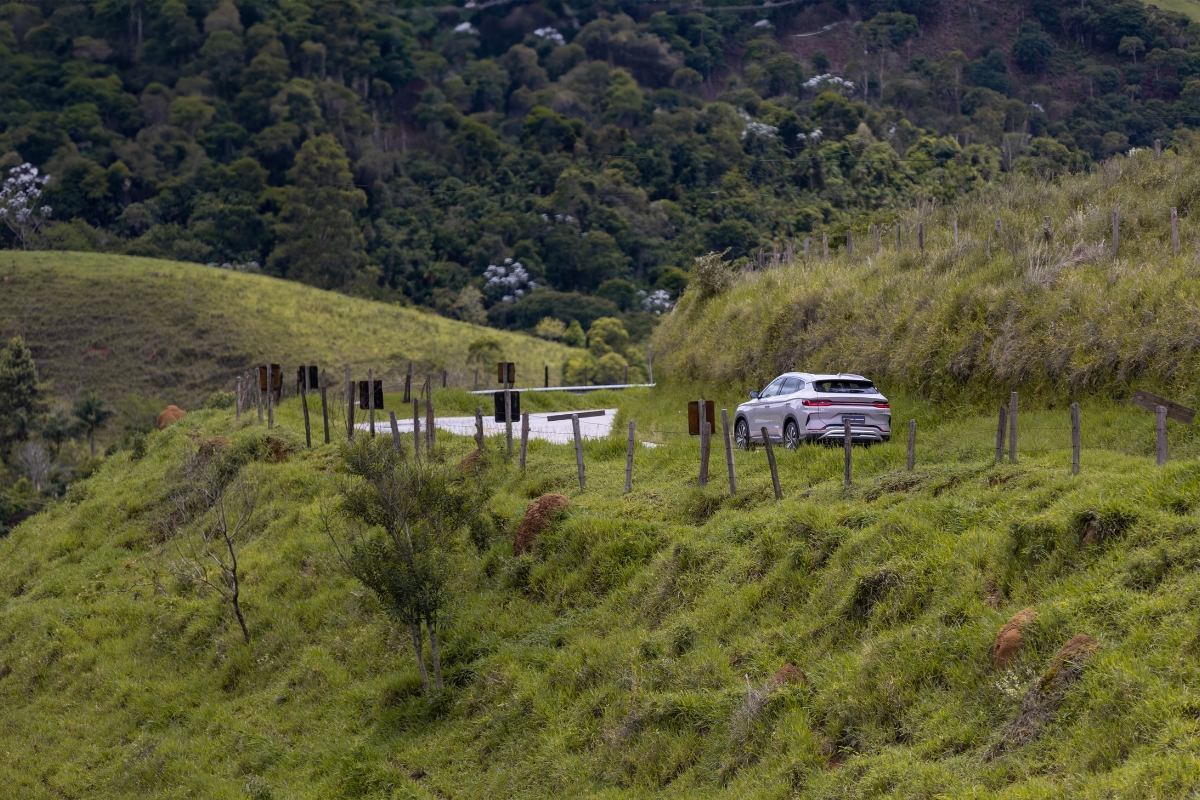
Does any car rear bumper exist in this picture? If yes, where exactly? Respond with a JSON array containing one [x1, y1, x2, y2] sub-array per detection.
[[808, 426, 889, 444]]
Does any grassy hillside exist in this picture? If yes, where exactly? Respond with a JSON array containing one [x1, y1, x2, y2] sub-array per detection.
[[0, 251, 575, 411], [4, 383, 1200, 797], [655, 144, 1200, 407]]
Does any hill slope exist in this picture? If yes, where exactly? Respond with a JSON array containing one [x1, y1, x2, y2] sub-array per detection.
[[3, 385, 1200, 797], [0, 251, 575, 409], [655, 144, 1200, 406]]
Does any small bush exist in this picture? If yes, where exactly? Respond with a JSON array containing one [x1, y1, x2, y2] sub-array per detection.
[[691, 251, 734, 299], [204, 390, 234, 409]]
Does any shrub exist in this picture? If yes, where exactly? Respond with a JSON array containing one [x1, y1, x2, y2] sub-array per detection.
[[690, 251, 734, 300], [204, 390, 235, 409]]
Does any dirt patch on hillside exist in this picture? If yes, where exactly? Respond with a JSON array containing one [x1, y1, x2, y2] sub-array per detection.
[[514, 494, 569, 555], [993, 608, 1037, 670], [157, 405, 186, 429]]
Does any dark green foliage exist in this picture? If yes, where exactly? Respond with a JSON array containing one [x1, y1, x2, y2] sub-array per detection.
[[1012, 22, 1056, 73], [0, 338, 40, 451]]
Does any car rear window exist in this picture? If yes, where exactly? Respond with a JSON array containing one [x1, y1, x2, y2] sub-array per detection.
[[814, 379, 876, 394]]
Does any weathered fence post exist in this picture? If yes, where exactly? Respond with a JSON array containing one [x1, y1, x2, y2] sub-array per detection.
[[301, 368, 312, 448], [843, 419, 852, 487], [404, 361, 412, 403], [475, 406, 484, 450], [345, 365, 354, 441], [846, 229, 853, 257], [896, 223, 901, 250], [953, 219, 959, 247], [762, 427, 782, 500], [722, 408, 736, 495], [1172, 207, 1180, 255], [442, 369, 447, 389], [320, 369, 330, 444], [519, 412, 530, 469], [235, 375, 242, 422], [1155, 138, 1162, 155], [426, 390, 435, 452], [804, 236, 810, 262], [822, 232, 829, 260], [1112, 209, 1120, 257], [1071, 402, 1080, 475], [1157, 405, 1168, 466], [256, 370, 264, 422], [367, 368, 375, 437], [572, 414, 585, 490], [266, 363, 274, 429], [624, 420, 635, 494], [1044, 216, 1052, 242], [1009, 391, 1018, 463], [996, 406, 1007, 463], [545, 364, 549, 388], [413, 399, 420, 458], [389, 410, 401, 450], [699, 421, 711, 488], [906, 419, 916, 470], [873, 224, 880, 254], [917, 221, 924, 251]]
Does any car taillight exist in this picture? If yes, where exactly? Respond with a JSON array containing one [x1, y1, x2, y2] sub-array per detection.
[[874, 402, 890, 409], [802, 399, 832, 407]]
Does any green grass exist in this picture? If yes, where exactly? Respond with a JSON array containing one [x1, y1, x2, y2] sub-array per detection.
[[0, 251, 575, 415], [654, 145, 1200, 408], [5, 384, 1200, 797], [1149, 0, 1200, 22]]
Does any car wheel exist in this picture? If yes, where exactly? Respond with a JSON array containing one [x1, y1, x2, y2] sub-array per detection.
[[734, 418, 751, 450], [783, 420, 801, 450]]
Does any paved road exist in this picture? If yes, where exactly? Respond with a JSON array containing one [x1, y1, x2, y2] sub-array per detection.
[[355, 408, 618, 444]]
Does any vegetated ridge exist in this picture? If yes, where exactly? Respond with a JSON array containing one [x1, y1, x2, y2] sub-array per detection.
[[3, 380, 1200, 797], [655, 141, 1200, 405], [1, 0, 1198, 329], [0, 250, 574, 410]]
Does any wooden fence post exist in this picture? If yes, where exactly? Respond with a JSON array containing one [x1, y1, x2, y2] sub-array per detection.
[[822, 232, 829, 260], [572, 414, 585, 490], [1044, 216, 1052, 242], [722, 408, 736, 495], [699, 421, 711, 488], [389, 410, 401, 450], [896, 223, 901, 250], [1009, 391, 1018, 463], [235, 375, 242, 422], [843, 419, 852, 487], [917, 221, 924, 251], [906, 419, 916, 470], [345, 365, 354, 441], [544, 364, 550, 388], [761, 427, 782, 500], [1071, 402, 1080, 475], [625, 420, 635, 494], [1157, 405, 1168, 466], [519, 412, 530, 469], [846, 229, 853, 257], [320, 369, 330, 444], [953, 219, 959, 247], [266, 363, 274, 429], [426, 391, 435, 452], [1112, 209, 1119, 257], [368, 367, 375, 437], [475, 406, 484, 450], [442, 369, 447, 389], [413, 399, 420, 458], [873, 224, 880, 254], [1155, 138, 1162, 155], [1172, 207, 1180, 255], [301, 368, 312, 448], [996, 406, 1007, 463], [404, 361, 412, 403], [804, 237, 810, 262]]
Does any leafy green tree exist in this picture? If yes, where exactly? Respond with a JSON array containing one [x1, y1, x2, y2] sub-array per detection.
[[267, 135, 366, 289], [0, 337, 41, 452], [73, 392, 114, 458], [587, 317, 631, 358], [1012, 22, 1055, 73], [562, 319, 586, 348]]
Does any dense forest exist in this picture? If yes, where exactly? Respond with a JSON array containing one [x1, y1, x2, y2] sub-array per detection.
[[1, 0, 1198, 331]]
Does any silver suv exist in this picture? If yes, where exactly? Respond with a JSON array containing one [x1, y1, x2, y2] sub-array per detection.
[[733, 372, 891, 448]]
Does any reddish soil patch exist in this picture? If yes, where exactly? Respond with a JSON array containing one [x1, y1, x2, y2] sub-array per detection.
[[513, 494, 569, 555], [993, 608, 1037, 670], [457, 448, 483, 475], [772, 663, 806, 686], [157, 405, 187, 429]]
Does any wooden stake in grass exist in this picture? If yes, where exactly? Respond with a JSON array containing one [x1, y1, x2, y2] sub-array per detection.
[[917, 221, 924, 251], [873, 224, 880, 254], [345, 365, 354, 441], [896, 223, 901, 250], [822, 232, 829, 260], [1044, 216, 1052, 242], [413, 399, 420, 459], [843, 419, 852, 487], [320, 369, 330, 444], [1172, 207, 1180, 255], [846, 229, 853, 257], [474, 406, 484, 449], [572, 413, 585, 490], [545, 364, 550, 388], [699, 421, 711, 489], [301, 367, 312, 448], [389, 410, 401, 450], [1071, 402, 1080, 475], [426, 391, 435, 452], [442, 369, 447, 389], [804, 236, 810, 262], [761, 426, 782, 500], [368, 367, 375, 437], [1112, 209, 1119, 257], [722, 408, 736, 495], [906, 419, 916, 470], [954, 219, 959, 247], [266, 363, 274, 429], [519, 411, 529, 469], [996, 405, 1007, 463], [1009, 391, 1018, 463], [235, 375, 242, 422], [1155, 138, 1162, 156], [625, 420, 635, 494], [1157, 405, 1168, 466], [404, 361, 412, 403]]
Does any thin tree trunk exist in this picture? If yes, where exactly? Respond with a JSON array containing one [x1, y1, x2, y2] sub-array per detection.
[[231, 585, 250, 643], [428, 618, 444, 694], [410, 622, 430, 696]]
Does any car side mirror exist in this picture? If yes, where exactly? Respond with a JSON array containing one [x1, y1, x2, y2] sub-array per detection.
[[749, 391, 760, 399]]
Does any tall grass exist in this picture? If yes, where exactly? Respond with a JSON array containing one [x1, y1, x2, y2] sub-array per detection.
[[655, 145, 1200, 408]]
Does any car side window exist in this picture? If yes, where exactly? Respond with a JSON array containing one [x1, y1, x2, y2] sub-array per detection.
[[796, 379, 805, 390], [759, 378, 785, 398], [779, 377, 800, 395]]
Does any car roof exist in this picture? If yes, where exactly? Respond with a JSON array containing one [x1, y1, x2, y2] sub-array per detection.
[[775, 372, 870, 381]]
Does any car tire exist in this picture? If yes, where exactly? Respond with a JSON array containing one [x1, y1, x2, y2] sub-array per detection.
[[783, 420, 801, 450], [734, 418, 751, 450]]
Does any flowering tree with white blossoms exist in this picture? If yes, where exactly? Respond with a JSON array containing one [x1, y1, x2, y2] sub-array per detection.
[[0, 163, 52, 250], [483, 258, 536, 303]]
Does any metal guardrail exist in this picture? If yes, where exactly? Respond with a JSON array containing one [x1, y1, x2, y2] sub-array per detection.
[[467, 383, 656, 395]]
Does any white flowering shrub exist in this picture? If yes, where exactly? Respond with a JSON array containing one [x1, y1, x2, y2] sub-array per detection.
[[483, 258, 536, 303], [0, 163, 52, 249], [741, 121, 779, 141], [802, 74, 855, 93], [639, 289, 675, 314], [533, 27, 565, 45]]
